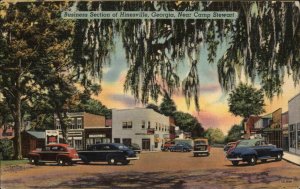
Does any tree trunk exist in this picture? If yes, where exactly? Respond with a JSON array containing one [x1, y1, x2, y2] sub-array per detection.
[[56, 109, 68, 144], [13, 91, 22, 160]]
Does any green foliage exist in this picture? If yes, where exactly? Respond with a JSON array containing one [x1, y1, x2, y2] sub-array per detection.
[[204, 128, 225, 144], [159, 92, 177, 117], [73, 1, 300, 111], [146, 103, 161, 114], [0, 139, 14, 160], [173, 111, 204, 137], [72, 98, 112, 119], [0, 2, 74, 157], [225, 124, 243, 143], [228, 83, 265, 119]]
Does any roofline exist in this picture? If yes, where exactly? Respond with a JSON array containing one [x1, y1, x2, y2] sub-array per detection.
[[112, 108, 169, 118], [288, 92, 300, 103]]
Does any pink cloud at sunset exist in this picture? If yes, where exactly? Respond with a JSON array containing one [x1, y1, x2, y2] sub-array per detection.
[[94, 64, 300, 135]]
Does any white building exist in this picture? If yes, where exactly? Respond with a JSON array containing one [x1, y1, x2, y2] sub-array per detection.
[[288, 93, 300, 155], [112, 108, 170, 151]]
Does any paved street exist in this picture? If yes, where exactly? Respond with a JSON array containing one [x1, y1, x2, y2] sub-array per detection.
[[1, 148, 300, 189]]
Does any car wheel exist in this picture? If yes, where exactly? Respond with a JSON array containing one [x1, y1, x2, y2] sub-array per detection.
[[122, 160, 130, 165], [108, 157, 117, 165], [29, 157, 34, 164], [275, 153, 282, 161], [29, 157, 39, 165], [67, 160, 73, 166], [57, 158, 66, 166], [248, 156, 257, 166], [231, 161, 239, 166]]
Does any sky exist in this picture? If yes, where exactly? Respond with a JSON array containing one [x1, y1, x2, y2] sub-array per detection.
[[93, 36, 300, 135]]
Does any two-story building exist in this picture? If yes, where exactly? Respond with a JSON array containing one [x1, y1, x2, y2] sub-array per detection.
[[288, 93, 300, 155], [112, 108, 170, 151], [55, 112, 111, 150]]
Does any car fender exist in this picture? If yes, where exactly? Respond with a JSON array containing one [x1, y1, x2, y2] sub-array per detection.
[[240, 148, 257, 160], [106, 152, 124, 161], [28, 153, 40, 159], [270, 148, 283, 153], [56, 154, 71, 161]]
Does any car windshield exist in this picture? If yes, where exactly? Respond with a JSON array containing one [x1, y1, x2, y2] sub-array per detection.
[[237, 141, 256, 147]]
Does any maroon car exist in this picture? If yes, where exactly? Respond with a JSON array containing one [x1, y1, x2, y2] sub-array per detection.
[[28, 143, 80, 166]]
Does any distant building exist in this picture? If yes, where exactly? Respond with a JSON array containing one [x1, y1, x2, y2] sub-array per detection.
[[244, 115, 261, 139], [21, 131, 46, 157], [288, 93, 300, 155], [263, 108, 282, 148], [282, 111, 289, 151], [112, 108, 170, 151], [0, 125, 14, 140], [55, 112, 111, 150]]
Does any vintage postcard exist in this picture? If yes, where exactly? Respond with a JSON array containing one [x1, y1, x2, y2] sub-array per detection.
[[0, 0, 300, 188]]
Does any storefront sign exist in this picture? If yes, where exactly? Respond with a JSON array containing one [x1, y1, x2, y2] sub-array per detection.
[[89, 134, 106, 138], [45, 130, 59, 144]]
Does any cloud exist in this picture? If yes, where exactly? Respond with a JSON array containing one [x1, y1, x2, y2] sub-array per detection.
[[108, 94, 140, 107], [200, 84, 220, 93]]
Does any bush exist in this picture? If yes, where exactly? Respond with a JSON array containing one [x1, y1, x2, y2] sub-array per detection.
[[0, 139, 14, 160]]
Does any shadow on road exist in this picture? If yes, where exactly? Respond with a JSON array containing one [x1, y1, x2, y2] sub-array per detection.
[[27, 169, 297, 189]]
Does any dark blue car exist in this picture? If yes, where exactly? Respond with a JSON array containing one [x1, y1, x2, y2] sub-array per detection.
[[226, 139, 283, 166], [78, 143, 139, 165], [169, 143, 192, 152]]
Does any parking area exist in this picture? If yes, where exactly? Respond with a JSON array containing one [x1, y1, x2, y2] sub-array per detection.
[[1, 148, 300, 189]]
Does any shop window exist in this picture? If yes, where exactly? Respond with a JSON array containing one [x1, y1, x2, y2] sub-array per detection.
[[298, 123, 300, 149], [155, 142, 158, 148], [114, 138, 120, 143], [75, 140, 82, 150], [141, 120, 145, 129], [77, 118, 82, 129], [148, 121, 151, 129], [289, 124, 296, 148], [70, 118, 76, 129], [122, 121, 132, 129], [155, 123, 158, 131]]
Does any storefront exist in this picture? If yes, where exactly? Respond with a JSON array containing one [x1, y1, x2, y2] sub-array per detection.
[[288, 93, 300, 155], [84, 128, 111, 148]]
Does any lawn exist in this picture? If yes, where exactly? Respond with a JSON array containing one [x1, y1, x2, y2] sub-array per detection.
[[0, 159, 28, 168]]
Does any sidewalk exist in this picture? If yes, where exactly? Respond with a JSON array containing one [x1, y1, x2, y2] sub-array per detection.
[[283, 152, 300, 166]]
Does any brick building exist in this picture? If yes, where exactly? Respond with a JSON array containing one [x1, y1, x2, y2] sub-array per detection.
[[55, 112, 111, 150]]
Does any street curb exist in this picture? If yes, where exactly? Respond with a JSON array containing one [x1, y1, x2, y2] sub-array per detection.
[[283, 158, 300, 166], [140, 151, 159, 154]]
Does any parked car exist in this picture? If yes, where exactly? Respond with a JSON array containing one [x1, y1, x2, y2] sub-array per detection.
[[127, 143, 141, 154], [28, 143, 80, 166], [78, 143, 139, 165], [224, 141, 238, 152], [226, 139, 283, 166], [193, 138, 210, 157], [169, 143, 192, 152], [161, 141, 175, 151]]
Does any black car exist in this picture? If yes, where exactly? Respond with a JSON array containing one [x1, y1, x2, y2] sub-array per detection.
[[78, 143, 139, 165], [127, 143, 141, 154], [226, 139, 283, 166], [169, 143, 192, 152]]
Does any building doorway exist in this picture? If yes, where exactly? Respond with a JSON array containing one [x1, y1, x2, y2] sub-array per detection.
[[142, 139, 150, 151]]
